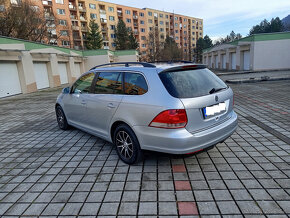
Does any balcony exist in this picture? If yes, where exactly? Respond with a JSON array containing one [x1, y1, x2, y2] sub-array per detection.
[[72, 26, 80, 31], [79, 7, 86, 12], [44, 13, 55, 21], [134, 30, 139, 35], [133, 15, 138, 19], [101, 28, 107, 33], [100, 18, 107, 23], [104, 46, 109, 49], [42, 1, 52, 7], [117, 11, 122, 17], [70, 15, 78, 21], [99, 9, 106, 14], [80, 16, 86, 21], [69, 4, 76, 11], [81, 27, 87, 32]]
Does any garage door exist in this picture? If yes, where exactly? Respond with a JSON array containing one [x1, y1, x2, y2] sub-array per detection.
[[208, 57, 211, 68], [222, 54, 226, 69], [215, 56, 218, 68], [0, 62, 22, 98], [74, 63, 81, 77], [33, 62, 49, 90], [243, 51, 250, 70], [58, 63, 68, 84], [231, 53, 236, 70]]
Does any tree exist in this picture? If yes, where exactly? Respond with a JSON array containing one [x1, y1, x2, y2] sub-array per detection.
[[86, 19, 103, 49], [0, 0, 67, 45], [249, 17, 284, 35], [160, 36, 182, 61], [213, 31, 242, 45], [114, 20, 129, 50], [145, 28, 163, 62], [194, 35, 213, 63], [128, 30, 138, 49]]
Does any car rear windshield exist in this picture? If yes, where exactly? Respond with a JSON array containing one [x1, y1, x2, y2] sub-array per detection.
[[159, 68, 228, 98]]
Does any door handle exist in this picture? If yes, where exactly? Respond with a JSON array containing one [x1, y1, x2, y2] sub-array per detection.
[[107, 103, 116, 108]]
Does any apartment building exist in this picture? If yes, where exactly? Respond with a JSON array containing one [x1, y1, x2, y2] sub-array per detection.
[[1, 0, 203, 56]]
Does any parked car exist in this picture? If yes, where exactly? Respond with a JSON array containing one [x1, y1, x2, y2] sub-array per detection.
[[55, 62, 238, 164]]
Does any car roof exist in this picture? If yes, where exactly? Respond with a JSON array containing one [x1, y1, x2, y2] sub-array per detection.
[[89, 63, 206, 74]]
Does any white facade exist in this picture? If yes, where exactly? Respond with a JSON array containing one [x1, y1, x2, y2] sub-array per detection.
[[203, 32, 290, 72]]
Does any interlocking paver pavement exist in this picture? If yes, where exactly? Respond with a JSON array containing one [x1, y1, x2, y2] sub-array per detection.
[[0, 80, 289, 216]]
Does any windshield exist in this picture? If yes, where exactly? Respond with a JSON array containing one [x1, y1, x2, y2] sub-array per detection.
[[159, 68, 228, 98]]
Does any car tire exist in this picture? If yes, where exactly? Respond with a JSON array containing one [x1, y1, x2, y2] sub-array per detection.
[[55, 105, 69, 130], [114, 124, 143, 164]]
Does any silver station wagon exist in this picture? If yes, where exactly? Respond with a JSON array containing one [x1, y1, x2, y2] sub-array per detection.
[[55, 62, 238, 164]]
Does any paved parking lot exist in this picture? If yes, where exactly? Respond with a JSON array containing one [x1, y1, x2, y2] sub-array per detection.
[[0, 81, 289, 217]]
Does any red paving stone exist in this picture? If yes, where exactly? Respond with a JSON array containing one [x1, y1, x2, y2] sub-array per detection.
[[174, 181, 191, 190], [178, 202, 198, 215], [172, 164, 186, 173]]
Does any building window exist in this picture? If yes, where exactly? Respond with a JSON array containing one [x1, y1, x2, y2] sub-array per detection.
[[109, 16, 115, 21], [149, 27, 153, 31], [142, 44, 146, 48], [141, 36, 146, 40], [126, 18, 131, 23], [154, 13, 158, 17], [175, 23, 178, 27], [148, 11, 152, 16], [159, 21, 164, 25], [0, 5, 4, 11], [184, 18, 187, 22], [141, 28, 145, 32], [57, 9, 65, 15], [192, 20, 195, 23], [184, 31, 187, 34], [184, 24, 186, 28], [55, 0, 63, 4], [159, 14, 163, 18], [108, 7, 114, 12], [175, 30, 178, 33], [160, 28, 164, 32], [62, 40, 70, 46], [174, 16, 178, 20], [111, 34, 116, 38], [148, 19, 152, 23], [128, 27, 132, 31], [140, 20, 145, 25], [112, 43, 116, 47], [60, 30, 68, 36], [165, 15, 169, 19], [125, 10, 130, 15], [200, 27, 202, 30], [59, 20, 67, 26], [139, 12, 144, 17], [89, 4, 96, 9], [192, 26, 195, 29], [110, 25, 115, 30], [199, 32, 202, 36], [175, 36, 179, 40], [90, 13, 97, 19]]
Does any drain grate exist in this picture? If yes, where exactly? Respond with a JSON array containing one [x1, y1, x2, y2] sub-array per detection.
[[245, 116, 290, 145]]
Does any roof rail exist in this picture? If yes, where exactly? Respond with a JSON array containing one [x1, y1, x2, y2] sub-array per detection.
[[90, 62, 156, 70], [149, 60, 194, 64]]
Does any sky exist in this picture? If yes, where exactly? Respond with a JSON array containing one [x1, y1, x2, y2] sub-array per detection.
[[103, 0, 290, 42]]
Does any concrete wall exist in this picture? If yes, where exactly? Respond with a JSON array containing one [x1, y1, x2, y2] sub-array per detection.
[[253, 39, 290, 71]]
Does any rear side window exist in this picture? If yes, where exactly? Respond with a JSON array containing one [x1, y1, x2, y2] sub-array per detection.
[[124, 72, 148, 95], [71, 73, 95, 94], [95, 72, 122, 94], [159, 68, 227, 98]]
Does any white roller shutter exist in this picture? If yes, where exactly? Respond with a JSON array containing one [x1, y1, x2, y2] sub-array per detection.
[[0, 62, 22, 98], [33, 62, 49, 90], [74, 63, 82, 77], [58, 63, 68, 84], [231, 53, 236, 70], [243, 51, 250, 70], [222, 54, 226, 69], [215, 56, 218, 68]]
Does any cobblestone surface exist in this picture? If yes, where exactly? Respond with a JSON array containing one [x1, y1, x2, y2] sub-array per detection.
[[0, 81, 289, 217]]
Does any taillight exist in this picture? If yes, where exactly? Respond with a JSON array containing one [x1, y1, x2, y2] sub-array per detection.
[[149, 109, 188, 129]]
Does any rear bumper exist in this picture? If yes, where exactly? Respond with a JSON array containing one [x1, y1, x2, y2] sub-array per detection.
[[133, 111, 238, 154]]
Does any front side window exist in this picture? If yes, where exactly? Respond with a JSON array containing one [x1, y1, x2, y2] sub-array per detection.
[[72, 73, 95, 94], [95, 72, 122, 94], [124, 73, 148, 95]]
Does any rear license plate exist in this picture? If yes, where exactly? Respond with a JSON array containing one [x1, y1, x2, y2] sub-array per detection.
[[203, 102, 226, 119]]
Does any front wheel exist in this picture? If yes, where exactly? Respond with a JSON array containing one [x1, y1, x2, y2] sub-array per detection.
[[114, 124, 143, 164], [55, 105, 69, 130]]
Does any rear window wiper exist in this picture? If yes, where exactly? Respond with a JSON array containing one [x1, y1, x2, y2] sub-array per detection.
[[209, 87, 227, 94]]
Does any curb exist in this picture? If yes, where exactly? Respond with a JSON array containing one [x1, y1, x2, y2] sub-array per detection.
[[226, 77, 290, 84]]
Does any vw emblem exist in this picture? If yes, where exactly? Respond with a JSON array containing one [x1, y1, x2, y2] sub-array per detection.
[[215, 95, 218, 102]]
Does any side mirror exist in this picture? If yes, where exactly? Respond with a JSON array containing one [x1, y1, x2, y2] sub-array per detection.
[[62, 87, 70, 94]]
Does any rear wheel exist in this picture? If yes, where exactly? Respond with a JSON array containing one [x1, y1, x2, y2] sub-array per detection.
[[114, 124, 143, 164], [55, 105, 69, 130]]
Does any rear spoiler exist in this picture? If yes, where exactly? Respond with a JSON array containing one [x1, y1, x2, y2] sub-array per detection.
[[159, 64, 207, 73]]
